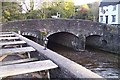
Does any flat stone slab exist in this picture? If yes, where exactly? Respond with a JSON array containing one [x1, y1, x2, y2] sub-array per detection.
[[0, 37, 19, 40], [0, 32, 12, 34], [0, 41, 26, 46], [0, 47, 36, 56], [0, 60, 58, 77], [0, 58, 38, 66], [0, 34, 15, 37]]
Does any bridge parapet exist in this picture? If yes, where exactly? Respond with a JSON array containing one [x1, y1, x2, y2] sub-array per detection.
[[2, 19, 104, 35], [2, 19, 120, 54]]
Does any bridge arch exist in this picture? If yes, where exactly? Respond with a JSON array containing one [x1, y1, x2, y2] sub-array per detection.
[[46, 31, 78, 38], [85, 32, 103, 37], [85, 34, 107, 49], [21, 32, 39, 38], [21, 32, 39, 42], [47, 32, 80, 51]]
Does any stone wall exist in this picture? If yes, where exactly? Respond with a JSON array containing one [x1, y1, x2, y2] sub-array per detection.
[[2, 19, 120, 53]]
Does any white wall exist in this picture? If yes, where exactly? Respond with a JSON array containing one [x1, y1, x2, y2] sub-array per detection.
[[118, 4, 120, 24], [99, 6, 109, 24], [99, 4, 119, 24], [108, 5, 118, 24]]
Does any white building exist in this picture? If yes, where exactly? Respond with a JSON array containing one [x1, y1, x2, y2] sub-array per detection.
[[99, 0, 120, 25]]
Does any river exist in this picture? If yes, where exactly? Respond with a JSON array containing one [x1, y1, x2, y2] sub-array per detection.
[[47, 41, 119, 78]]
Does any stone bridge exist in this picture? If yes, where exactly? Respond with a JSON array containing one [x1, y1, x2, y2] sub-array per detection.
[[2, 19, 120, 54]]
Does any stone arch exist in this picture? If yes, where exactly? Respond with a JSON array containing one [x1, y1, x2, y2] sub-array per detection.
[[21, 32, 39, 42], [85, 34, 107, 49], [46, 31, 80, 51], [46, 31, 78, 38], [85, 32, 103, 37], [21, 32, 39, 39]]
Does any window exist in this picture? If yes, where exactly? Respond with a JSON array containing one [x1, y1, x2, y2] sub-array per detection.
[[106, 9, 108, 11], [100, 16, 103, 22], [113, 5, 116, 11], [112, 15, 116, 22]]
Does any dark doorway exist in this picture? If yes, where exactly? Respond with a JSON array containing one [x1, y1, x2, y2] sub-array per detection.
[[105, 16, 108, 24]]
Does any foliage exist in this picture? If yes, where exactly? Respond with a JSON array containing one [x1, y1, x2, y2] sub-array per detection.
[[2, 2, 22, 22], [90, 2, 99, 21], [20, 0, 44, 19], [73, 4, 90, 20], [41, 1, 75, 18], [1, 0, 99, 22], [2, 0, 44, 21], [73, 2, 99, 21]]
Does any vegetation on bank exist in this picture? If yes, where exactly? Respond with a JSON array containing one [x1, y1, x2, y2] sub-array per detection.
[[1, 0, 99, 22]]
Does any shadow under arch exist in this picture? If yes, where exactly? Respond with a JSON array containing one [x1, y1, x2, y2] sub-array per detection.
[[23, 35, 39, 42], [85, 35, 105, 49], [47, 32, 79, 51]]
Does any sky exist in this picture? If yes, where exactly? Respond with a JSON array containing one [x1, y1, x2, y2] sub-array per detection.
[[73, 0, 99, 5]]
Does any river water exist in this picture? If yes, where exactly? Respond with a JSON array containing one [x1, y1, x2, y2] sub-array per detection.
[[47, 42, 119, 78]]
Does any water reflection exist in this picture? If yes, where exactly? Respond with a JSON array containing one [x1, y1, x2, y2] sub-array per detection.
[[47, 41, 119, 78]]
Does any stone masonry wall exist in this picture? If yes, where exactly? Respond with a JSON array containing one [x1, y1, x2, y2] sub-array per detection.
[[2, 19, 120, 54]]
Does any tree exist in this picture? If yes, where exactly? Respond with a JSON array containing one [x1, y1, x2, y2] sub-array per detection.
[[21, 0, 34, 13], [2, 2, 22, 22], [63, 1, 75, 18], [25, 10, 44, 19], [73, 2, 99, 21], [90, 2, 99, 22], [2, 0, 44, 21], [40, 0, 75, 18], [74, 4, 90, 19], [1, 0, 75, 21], [80, 4, 90, 12]]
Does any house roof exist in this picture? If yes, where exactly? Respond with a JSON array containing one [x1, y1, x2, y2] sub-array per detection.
[[99, 0, 120, 7]]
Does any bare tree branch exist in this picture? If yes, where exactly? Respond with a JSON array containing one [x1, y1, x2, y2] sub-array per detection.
[[22, 1, 29, 12]]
